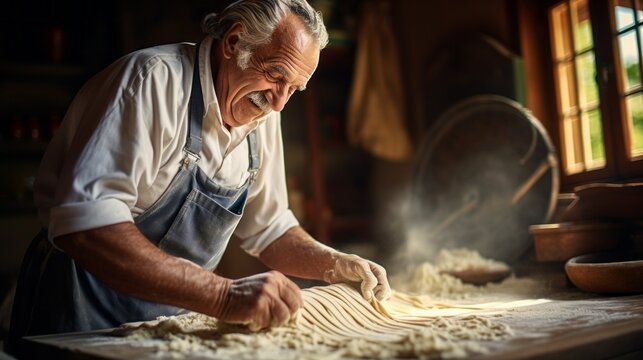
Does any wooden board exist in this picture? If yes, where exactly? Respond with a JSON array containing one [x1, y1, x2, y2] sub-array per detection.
[[17, 288, 643, 359]]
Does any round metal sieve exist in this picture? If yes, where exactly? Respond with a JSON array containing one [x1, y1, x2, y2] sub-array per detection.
[[411, 95, 559, 263]]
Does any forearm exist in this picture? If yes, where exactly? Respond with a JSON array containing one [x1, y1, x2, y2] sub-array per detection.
[[54, 222, 230, 317], [258, 226, 339, 281], [259, 226, 392, 301]]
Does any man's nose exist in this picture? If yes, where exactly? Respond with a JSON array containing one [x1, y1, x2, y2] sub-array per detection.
[[269, 86, 290, 112]]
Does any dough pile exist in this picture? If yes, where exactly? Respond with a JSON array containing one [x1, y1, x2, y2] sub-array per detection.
[[118, 282, 512, 359]]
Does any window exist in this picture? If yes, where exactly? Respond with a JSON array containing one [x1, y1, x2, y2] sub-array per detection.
[[543, 0, 643, 185], [549, 0, 605, 175], [613, 0, 643, 160]]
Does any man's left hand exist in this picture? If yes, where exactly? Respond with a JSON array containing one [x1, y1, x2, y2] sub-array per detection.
[[323, 254, 392, 302]]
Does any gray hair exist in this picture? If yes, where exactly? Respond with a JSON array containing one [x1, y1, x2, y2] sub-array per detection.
[[202, 0, 328, 69]]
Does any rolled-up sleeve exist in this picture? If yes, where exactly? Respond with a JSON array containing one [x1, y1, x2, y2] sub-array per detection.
[[48, 199, 133, 240], [234, 113, 300, 256], [239, 209, 299, 257]]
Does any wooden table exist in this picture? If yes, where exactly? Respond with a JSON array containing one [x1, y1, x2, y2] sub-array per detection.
[[16, 274, 643, 360]]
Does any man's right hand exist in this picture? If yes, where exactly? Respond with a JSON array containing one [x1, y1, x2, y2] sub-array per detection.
[[213, 271, 303, 331]]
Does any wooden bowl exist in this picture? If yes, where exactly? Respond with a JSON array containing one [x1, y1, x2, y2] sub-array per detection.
[[529, 222, 627, 262], [559, 182, 643, 222], [565, 253, 643, 294], [441, 267, 512, 285]]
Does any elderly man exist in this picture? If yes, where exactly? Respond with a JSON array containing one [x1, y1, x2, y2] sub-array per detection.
[[7, 0, 390, 351]]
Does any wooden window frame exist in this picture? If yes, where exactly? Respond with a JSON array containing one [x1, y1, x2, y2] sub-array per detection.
[[518, 0, 643, 192], [610, 0, 643, 162], [549, 0, 606, 175]]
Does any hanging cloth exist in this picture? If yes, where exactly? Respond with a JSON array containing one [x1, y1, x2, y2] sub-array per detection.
[[347, 0, 412, 162]]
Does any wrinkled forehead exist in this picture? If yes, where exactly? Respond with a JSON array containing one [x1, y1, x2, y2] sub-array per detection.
[[258, 13, 320, 80], [271, 12, 320, 55]]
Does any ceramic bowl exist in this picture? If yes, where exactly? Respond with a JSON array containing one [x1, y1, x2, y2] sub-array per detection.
[[529, 222, 628, 262], [565, 252, 643, 294], [559, 182, 643, 222]]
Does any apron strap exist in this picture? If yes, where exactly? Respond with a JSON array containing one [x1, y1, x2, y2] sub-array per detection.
[[246, 130, 260, 184], [185, 43, 203, 162]]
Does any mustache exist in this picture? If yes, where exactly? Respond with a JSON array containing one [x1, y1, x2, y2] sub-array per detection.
[[248, 91, 271, 114]]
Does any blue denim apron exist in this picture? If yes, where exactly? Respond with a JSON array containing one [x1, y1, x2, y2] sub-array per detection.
[[8, 44, 259, 346]]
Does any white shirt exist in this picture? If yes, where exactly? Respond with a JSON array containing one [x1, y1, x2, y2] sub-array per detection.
[[33, 36, 299, 256]]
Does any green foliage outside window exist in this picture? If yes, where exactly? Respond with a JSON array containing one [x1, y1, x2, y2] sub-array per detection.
[[625, 63, 643, 153], [588, 110, 605, 161]]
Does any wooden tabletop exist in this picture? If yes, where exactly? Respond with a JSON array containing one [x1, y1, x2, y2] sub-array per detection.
[[17, 271, 643, 360]]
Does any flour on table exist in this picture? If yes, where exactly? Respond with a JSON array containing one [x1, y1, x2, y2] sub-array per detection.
[[116, 249, 521, 359], [391, 248, 523, 300], [390, 261, 477, 299], [434, 248, 510, 273]]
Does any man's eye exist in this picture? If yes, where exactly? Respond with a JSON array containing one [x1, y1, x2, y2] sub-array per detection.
[[266, 72, 280, 81]]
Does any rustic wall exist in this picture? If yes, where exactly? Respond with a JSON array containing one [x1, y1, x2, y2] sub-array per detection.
[[370, 0, 517, 260]]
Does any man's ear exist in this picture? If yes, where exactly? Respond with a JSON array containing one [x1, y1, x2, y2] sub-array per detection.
[[222, 23, 244, 60]]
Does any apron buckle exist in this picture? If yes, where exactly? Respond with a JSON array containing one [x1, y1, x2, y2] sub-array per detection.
[[183, 150, 201, 165], [248, 168, 258, 183]]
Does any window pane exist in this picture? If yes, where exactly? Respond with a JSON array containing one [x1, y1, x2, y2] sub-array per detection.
[[563, 116, 584, 174], [637, 0, 643, 22], [551, 3, 572, 60], [615, 0, 636, 30], [556, 61, 578, 114], [576, 52, 599, 107], [551, 1, 608, 175], [572, 0, 593, 52], [625, 93, 643, 157], [582, 109, 606, 168], [618, 30, 641, 92]]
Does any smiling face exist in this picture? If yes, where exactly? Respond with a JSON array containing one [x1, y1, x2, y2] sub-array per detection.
[[213, 12, 320, 128]]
